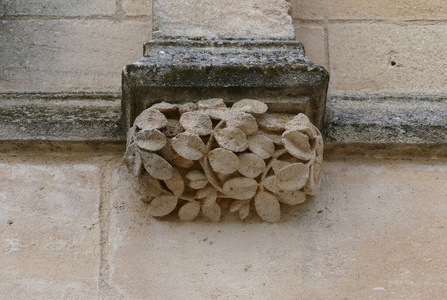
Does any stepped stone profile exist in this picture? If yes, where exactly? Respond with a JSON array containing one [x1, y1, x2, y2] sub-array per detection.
[[124, 99, 323, 222]]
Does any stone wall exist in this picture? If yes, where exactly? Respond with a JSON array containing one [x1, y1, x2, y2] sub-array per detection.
[[293, 0, 447, 95], [0, 0, 151, 92], [1, 0, 447, 95]]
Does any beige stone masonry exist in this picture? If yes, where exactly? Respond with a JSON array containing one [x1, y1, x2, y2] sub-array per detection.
[[294, 25, 328, 68], [0, 161, 101, 299], [153, 0, 295, 39], [109, 157, 447, 299], [328, 23, 447, 93], [292, 0, 447, 20], [123, 0, 151, 16], [0, 20, 150, 92], [0, 0, 116, 16]]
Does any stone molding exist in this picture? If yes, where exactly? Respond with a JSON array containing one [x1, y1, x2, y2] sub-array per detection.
[[122, 38, 329, 131], [123, 99, 323, 222]]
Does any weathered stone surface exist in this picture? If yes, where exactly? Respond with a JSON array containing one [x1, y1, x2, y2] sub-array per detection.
[[123, 0, 151, 16], [0, 0, 115, 16], [294, 25, 328, 68], [292, 0, 447, 21], [124, 99, 323, 222], [109, 158, 447, 299], [324, 94, 447, 146], [122, 39, 329, 129], [0, 20, 150, 92], [0, 93, 124, 142], [0, 161, 100, 299], [153, 0, 295, 39], [328, 24, 447, 93]]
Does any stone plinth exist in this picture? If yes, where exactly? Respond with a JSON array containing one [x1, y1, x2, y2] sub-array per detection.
[[122, 39, 329, 129]]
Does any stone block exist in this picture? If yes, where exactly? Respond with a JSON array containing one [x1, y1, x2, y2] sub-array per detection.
[[108, 159, 447, 299], [153, 0, 294, 39], [0, 0, 116, 16], [0, 161, 101, 299], [294, 25, 328, 68], [328, 23, 447, 93], [292, 0, 447, 21], [0, 19, 150, 92], [122, 39, 329, 130], [123, 0, 151, 16]]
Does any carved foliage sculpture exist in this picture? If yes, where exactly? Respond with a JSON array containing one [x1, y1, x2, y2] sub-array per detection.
[[124, 99, 323, 222]]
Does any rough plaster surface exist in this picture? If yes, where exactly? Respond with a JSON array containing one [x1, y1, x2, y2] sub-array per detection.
[[153, 0, 295, 39], [109, 156, 447, 299], [0, 159, 101, 299]]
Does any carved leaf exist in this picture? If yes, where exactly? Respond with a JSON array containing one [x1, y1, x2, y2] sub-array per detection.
[[238, 153, 266, 178], [164, 169, 185, 197], [248, 133, 275, 159], [285, 113, 317, 139], [198, 98, 226, 110], [140, 151, 174, 181], [304, 159, 322, 196], [259, 130, 283, 145], [263, 175, 305, 205], [229, 200, 246, 213], [148, 195, 178, 217], [171, 132, 206, 160], [271, 160, 290, 174], [223, 177, 258, 200], [315, 135, 324, 157], [162, 119, 184, 137], [198, 98, 229, 120], [126, 126, 136, 146], [257, 113, 294, 131], [150, 102, 178, 114], [134, 108, 168, 131], [158, 140, 194, 169], [201, 203, 221, 222], [238, 202, 250, 220], [277, 189, 306, 205], [186, 170, 208, 190], [254, 191, 281, 223], [231, 99, 268, 115], [263, 175, 281, 194], [178, 202, 201, 221], [196, 186, 217, 206], [178, 102, 198, 115], [135, 173, 164, 198], [208, 148, 240, 174], [275, 163, 309, 191], [214, 127, 248, 152], [225, 111, 258, 135], [282, 130, 313, 161], [180, 111, 213, 136], [135, 129, 167, 152], [123, 143, 143, 177]]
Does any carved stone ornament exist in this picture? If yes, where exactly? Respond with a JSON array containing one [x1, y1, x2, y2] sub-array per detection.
[[124, 99, 323, 222]]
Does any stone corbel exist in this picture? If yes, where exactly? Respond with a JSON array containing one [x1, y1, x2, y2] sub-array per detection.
[[122, 0, 329, 222], [124, 99, 323, 222]]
